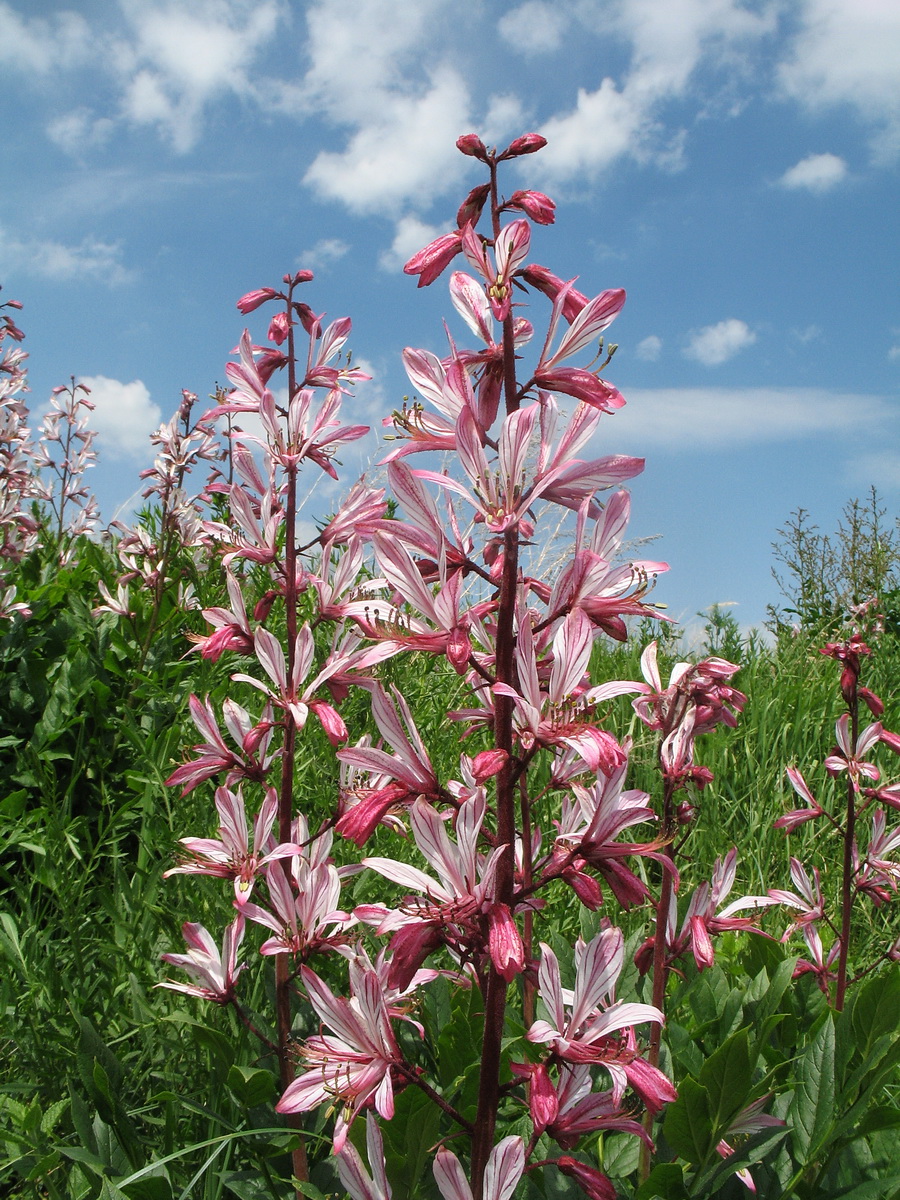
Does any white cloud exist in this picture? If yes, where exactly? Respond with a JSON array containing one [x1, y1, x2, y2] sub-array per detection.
[[297, 238, 350, 271], [684, 318, 756, 366], [535, 78, 651, 180], [0, 227, 133, 285], [532, 0, 775, 182], [498, 2, 568, 56], [481, 93, 529, 148], [889, 345, 900, 362], [46, 108, 115, 156], [0, 3, 91, 74], [793, 324, 822, 344], [778, 152, 848, 193], [847, 450, 900, 491], [635, 334, 662, 361], [79, 376, 162, 459], [607, 386, 888, 450], [378, 215, 446, 274], [779, 0, 900, 162], [303, 67, 471, 213], [287, 1, 475, 213], [116, 0, 282, 152]]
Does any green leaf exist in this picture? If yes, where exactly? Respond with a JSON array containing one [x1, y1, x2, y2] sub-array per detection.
[[226, 1065, 276, 1109], [663, 1076, 714, 1165], [699, 1027, 753, 1135], [789, 1010, 835, 1163], [381, 1085, 442, 1200], [634, 1162, 689, 1199]]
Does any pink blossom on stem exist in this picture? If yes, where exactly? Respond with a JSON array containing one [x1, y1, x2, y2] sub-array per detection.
[[528, 929, 667, 1103], [275, 957, 404, 1151], [775, 766, 825, 831], [337, 1113, 391, 1200], [158, 916, 246, 1004], [433, 1137, 524, 1200], [164, 785, 302, 906]]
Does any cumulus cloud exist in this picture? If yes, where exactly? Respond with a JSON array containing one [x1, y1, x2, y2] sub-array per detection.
[[684, 319, 756, 366], [497, 2, 568, 56], [116, 0, 282, 152], [607, 387, 888, 451], [778, 152, 848, 193], [297, 238, 350, 271], [0, 228, 133, 285], [303, 66, 471, 212], [635, 335, 662, 361], [79, 376, 162, 458], [378, 215, 446, 273], [0, 3, 91, 74], [778, 0, 900, 162], [532, 0, 775, 182]]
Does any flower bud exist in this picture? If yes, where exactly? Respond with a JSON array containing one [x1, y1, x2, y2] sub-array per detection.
[[556, 1158, 616, 1200], [236, 287, 277, 314], [499, 132, 547, 160], [456, 182, 491, 228], [456, 133, 489, 160], [506, 189, 556, 225]]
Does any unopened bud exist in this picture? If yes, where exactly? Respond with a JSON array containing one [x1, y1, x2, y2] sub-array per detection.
[[456, 133, 489, 161], [499, 132, 548, 160]]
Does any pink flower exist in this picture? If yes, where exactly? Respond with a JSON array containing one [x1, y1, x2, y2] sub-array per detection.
[[336, 1113, 391, 1200], [774, 766, 824, 831], [499, 132, 547, 158], [556, 1158, 616, 1200], [158, 917, 245, 1004], [164, 785, 301, 906], [528, 929, 667, 1103], [276, 958, 403, 1151], [456, 133, 488, 161], [433, 1137, 524, 1200], [505, 189, 556, 224]]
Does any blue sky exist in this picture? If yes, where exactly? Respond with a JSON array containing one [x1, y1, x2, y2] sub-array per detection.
[[2, 0, 898, 633]]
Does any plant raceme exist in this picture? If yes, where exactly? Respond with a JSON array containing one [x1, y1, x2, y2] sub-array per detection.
[[159, 134, 772, 1200]]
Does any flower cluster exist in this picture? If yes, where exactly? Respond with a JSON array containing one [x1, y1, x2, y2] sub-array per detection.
[[158, 134, 764, 1200], [769, 604, 900, 1005]]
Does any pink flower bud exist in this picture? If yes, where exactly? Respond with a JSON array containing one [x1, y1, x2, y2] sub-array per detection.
[[403, 230, 464, 287], [268, 312, 291, 345], [528, 1064, 558, 1135], [487, 902, 525, 981], [506, 189, 556, 225], [283, 269, 314, 286], [556, 1158, 616, 1200], [471, 749, 508, 782], [500, 133, 548, 160], [236, 287, 277, 314], [457, 183, 491, 229], [456, 133, 488, 160]]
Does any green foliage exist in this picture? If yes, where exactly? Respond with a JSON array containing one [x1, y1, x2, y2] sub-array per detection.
[[3, 520, 900, 1198]]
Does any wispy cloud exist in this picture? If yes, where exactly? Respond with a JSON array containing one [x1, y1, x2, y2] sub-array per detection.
[[778, 0, 900, 163], [497, 2, 568, 56], [778, 152, 848, 193], [684, 319, 756, 366], [297, 238, 350, 271], [635, 334, 662, 362], [0, 227, 134, 285], [606, 386, 888, 451], [378, 215, 444, 273], [0, 3, 91, 73]]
